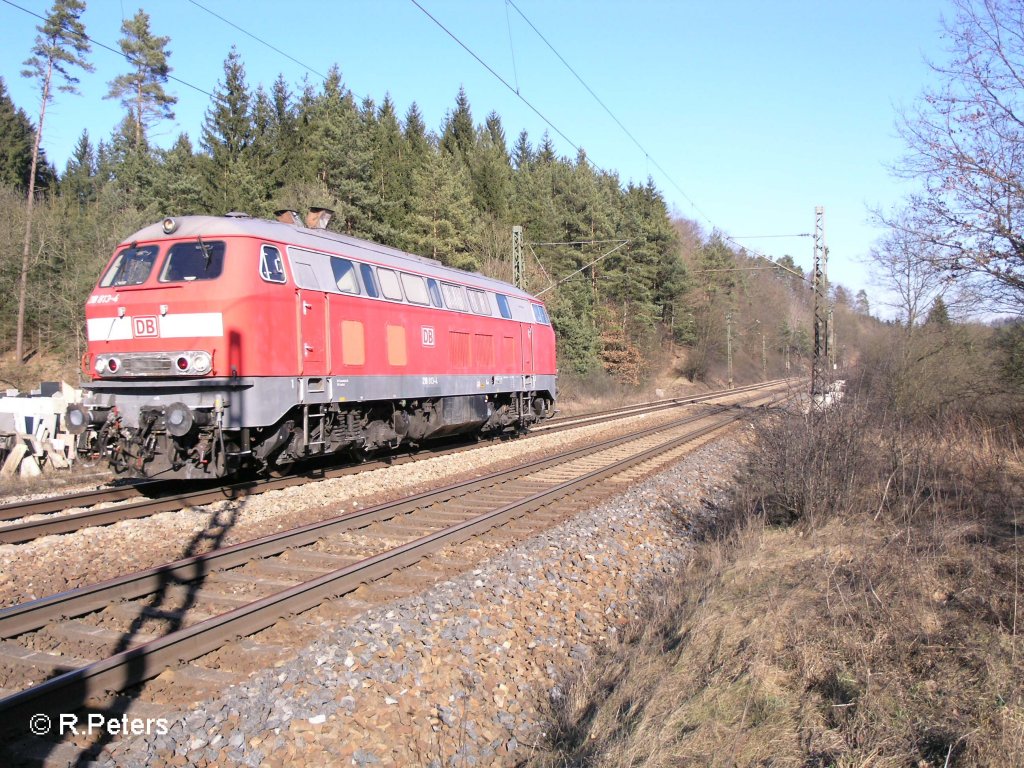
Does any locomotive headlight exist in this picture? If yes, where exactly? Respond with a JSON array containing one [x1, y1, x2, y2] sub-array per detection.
[[191, 351, 212, 374], [169, 351, 213, 375], [162, 217, 179, 234], [96, 355, 121, 375]]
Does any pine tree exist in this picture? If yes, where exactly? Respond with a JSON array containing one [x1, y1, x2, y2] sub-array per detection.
[[511, 130, 532, 171], [152, 133, 205, 215], [298, 66, 373, 235], [200, 47, 259, 213], [0, 77, 39, 190], [62, 129, 95, 207], [104, 113, 161, 215], [404, 102, 429, 155], [106, 10, 176, 150], [925, 295, 950, 326], [439, 86, 474, 164], [855, 288, 870, 316], [248, 84, 281, 209], [472, 111, 512, 219], [18, 0, 92, 362], [407, 151, 477, 270], [266, 74, 300, 189], [535, 132, 557, 165], [201, 48, 251, 161], [369, 94, 405, 241]]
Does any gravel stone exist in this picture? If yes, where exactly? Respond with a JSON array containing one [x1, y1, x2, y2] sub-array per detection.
[[15, 421, 753, 766]]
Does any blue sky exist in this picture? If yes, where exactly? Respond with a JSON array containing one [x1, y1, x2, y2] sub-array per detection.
[[1, 0, 953, 303]]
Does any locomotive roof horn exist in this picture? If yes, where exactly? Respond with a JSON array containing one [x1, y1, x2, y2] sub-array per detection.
[[305, 207, 334, 229]]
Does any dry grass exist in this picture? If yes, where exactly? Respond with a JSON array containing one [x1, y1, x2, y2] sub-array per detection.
[[532, 394, 1024, 768]]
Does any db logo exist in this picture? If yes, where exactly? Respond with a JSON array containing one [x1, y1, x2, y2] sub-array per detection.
[[421, 326, 435, 347], [132, 316, 158, 337]]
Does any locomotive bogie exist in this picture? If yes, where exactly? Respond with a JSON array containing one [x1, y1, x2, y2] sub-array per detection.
[[71, 213, 557, 479]]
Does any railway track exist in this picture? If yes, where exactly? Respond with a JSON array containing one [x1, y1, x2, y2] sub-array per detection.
[[0, 380, 791, 544], [0, 380, 787, 753]]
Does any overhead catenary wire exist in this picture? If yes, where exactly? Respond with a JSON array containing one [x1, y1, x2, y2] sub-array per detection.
[[529, 239, 629, 246], [501, 1, 814, 282], [409, 0, 608, 175], [503, 0, 521, 95], [185, 0, 329, 82], [730, 233, 812, 239], [526, 242, 554, 288], [535, 240, 631, 297], [505, 0, 714, 230], [2, 0, 216, 99]]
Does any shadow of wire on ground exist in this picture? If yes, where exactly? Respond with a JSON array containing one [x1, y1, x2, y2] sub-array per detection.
[[4, 500, 244, 767]]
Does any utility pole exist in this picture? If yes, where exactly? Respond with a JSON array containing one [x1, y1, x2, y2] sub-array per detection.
[[811, 206, 828, 395], [761, 332, 767, 380], [726, 311, 734, 389], [512, 225, 524, 289], [828, 307, 836, 371]]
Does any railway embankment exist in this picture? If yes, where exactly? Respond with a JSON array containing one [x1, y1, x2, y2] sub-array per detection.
[[531, 395, 1024, 768], [55, 420, 753, 767]]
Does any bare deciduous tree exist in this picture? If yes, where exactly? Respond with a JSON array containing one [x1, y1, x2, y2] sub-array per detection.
[[867, 220, 953, 334], [892, 0, 1024, 312]]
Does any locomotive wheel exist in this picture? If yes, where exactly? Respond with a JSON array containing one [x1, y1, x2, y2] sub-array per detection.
[[110, 450, 130, 474], [347, 445, 370, 464], [268, 463, 293, 478]]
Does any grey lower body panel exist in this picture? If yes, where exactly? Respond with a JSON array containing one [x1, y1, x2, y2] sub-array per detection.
[[82, 373, 558, 430]]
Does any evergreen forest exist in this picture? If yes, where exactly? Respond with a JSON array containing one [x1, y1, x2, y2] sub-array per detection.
[[2, 0, 1019, 417], [0, 3, 882, 395]]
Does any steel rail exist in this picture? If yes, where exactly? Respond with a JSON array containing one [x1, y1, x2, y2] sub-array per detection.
[[0, 387, 782, 726], [0, 380, 798, 543], [0, 378, 787, 523], [538, 377, 789, 429], [0, 396, 768, 639]]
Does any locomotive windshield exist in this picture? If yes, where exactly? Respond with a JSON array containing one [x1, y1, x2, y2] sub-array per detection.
[[160, 240, 226, 282], [100, 245, 159, 287]]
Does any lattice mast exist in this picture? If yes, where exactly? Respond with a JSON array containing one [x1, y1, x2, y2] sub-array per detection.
[[811, 206, 828, 395]]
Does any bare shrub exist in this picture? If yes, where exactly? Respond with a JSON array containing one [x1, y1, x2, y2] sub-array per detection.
[[738, 387, 870, 529], [533, 383, 1024, 767]]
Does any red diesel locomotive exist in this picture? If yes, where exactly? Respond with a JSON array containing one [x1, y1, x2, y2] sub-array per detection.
[[67, 210, 557, 478]]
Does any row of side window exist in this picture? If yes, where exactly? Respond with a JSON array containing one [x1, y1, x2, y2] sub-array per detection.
[[263, 243, 549, 324]]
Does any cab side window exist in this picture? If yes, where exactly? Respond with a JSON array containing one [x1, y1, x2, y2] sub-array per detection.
[[426, 278, 443, 308], [260, 245, 286, 283], [495, 293, 512, 320], [331, 257, 360, 294], [360, 263, 380, 298]]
